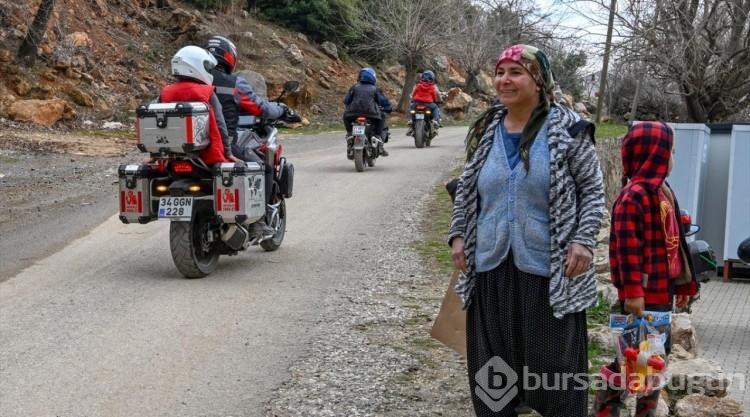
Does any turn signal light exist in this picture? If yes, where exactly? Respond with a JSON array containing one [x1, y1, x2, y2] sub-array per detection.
[[188, 184, 202, 193]]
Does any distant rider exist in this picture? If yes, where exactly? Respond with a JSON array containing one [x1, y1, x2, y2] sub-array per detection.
[[343, 68, 393, 157], [205, 35, 293, 238], [406, 70, 441, 135]]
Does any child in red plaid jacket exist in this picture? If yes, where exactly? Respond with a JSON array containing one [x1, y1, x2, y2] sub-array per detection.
[[592, 121, 699, 417]]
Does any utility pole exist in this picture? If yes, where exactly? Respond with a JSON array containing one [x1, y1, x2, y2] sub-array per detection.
[[595, 0, 617, 123]]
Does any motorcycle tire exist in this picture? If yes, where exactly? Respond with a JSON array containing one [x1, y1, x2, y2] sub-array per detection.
[[414, 120, 425, 148], [260, 196, 286, 251], [354, 149, 365, 172], [169, 201, 220, 278]]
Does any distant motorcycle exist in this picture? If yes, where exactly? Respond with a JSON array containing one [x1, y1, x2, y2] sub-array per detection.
[[349, 116, 381, 172], [408, 104, 438, 148]]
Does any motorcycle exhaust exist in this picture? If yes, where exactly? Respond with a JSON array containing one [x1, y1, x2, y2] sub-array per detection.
[[221, 224, 250, 250]]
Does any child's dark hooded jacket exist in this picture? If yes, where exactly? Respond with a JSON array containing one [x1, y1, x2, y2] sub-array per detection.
[[609, 122, 699, 305]]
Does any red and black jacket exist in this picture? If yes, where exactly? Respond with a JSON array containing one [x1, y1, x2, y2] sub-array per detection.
[[609, 122, 699, 304]]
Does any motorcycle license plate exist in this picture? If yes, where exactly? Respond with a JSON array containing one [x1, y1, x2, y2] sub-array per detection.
[[158, 196, 193, 220], [415, 113, 425, 120], [352, 125, 366, 135]]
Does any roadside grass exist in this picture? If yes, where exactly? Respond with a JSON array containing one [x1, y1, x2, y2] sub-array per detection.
[[410, 168, 462, 278], [0, 155, 19, 164], [596, 121, 628, 139]]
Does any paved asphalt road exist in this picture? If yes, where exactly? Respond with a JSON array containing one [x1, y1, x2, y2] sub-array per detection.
[[0, 128, 465, 416]]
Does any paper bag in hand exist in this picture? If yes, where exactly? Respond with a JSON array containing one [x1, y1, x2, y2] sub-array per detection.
[[430, 268, 466, 357]]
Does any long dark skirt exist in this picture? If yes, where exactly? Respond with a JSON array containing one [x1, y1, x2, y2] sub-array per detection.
[[467, 253, 589, 416]]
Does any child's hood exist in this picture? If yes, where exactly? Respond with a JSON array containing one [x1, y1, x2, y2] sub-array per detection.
[[621, 121, 673, 191]]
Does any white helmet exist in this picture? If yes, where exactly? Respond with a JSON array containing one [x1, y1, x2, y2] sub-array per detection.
[[171, 45, 217, 85]]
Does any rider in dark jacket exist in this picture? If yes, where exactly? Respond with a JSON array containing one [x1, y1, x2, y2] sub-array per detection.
[[205, 35, 286, 238], [343, 68, 393, 157]]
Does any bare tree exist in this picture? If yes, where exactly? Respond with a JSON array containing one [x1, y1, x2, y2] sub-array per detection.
[[354, 0, 460, 111], [453, 0, 580, 96], [18, 0, 57, 65], [588, 0, 750, 122]]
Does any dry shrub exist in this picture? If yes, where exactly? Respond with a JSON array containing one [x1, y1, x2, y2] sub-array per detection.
[[596, 137, 624, 210]]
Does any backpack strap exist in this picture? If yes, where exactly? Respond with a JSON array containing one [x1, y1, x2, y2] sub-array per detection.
[[567, 119, 595, 143]]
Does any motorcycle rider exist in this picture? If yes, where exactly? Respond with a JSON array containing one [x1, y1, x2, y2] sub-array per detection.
[[343, 67, 393, 157], [406, 70, 441, 136], [204, 35, 291, 238], [159, 45, 239, 167]]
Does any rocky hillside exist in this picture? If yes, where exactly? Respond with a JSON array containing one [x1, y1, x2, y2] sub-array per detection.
[[0, 0, 488, 130]]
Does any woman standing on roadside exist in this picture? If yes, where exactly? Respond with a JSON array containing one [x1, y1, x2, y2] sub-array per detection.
[[448, 44, 605, 416]]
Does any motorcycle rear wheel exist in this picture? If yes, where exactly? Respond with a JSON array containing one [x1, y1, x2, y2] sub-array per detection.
[[353, 149, 365, 172], [169, 201, 220, 278], [414, 120, 425, 148], [260, 197, 286, 251]]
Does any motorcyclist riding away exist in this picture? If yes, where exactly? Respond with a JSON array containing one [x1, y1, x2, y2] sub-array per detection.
[[204, 35, 290, 238], [343, 68, 393, 157], [406, 70, 441, 136]]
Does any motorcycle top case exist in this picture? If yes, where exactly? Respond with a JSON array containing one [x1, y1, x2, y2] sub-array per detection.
[[135, 102, 210, 154], [118, 163, 156, 224], [213, 162, 265, 224]]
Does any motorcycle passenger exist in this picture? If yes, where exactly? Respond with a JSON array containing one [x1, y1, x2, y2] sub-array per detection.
[[159, 45, 239, 166], [406, 70, 441, 136], [205, 35, 289, 238], [343, 67, 393, 157]]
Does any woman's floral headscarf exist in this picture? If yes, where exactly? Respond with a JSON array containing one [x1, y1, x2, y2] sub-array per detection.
[[495, 44, 555, 170]]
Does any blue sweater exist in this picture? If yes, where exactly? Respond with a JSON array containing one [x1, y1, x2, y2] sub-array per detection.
[[474, 118, 552, 275]]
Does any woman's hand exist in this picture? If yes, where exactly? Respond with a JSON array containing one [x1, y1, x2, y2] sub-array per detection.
[[229, 155, 243, 163], [565, 242, 593, 278], [451, 237, 467, 274]]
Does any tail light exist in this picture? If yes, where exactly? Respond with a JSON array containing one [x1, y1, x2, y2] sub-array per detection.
[[416, 106, 426, 111], [681, 212, 691, 226], [172, 161, 194, 174], [275, 143, 283, 166], [356, 117, 367, 122]]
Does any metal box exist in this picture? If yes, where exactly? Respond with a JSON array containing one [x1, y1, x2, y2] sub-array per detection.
[[668, 123, 711, 234], [135, 102, 209, 154], [118, 164, 155, 224], [213, 162, 265, 225], [723, 125, 750, 261]]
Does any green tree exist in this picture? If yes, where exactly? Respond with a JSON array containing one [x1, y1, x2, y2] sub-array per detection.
[[248, 0, 360, 43], [549, 49, 587, 101]]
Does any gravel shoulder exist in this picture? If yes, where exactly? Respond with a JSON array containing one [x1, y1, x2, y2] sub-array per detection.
[[0, 127, 139, 280]]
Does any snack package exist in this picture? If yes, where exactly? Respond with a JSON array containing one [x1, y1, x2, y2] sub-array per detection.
[[609, 311, 671, 398]]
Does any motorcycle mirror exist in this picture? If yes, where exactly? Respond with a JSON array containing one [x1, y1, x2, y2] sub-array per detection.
[[283, 81, 300, 92]]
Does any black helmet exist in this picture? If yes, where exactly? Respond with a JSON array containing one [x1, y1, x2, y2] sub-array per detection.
[[205, 35, 237, 74], [739, 236, 750, 264]]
